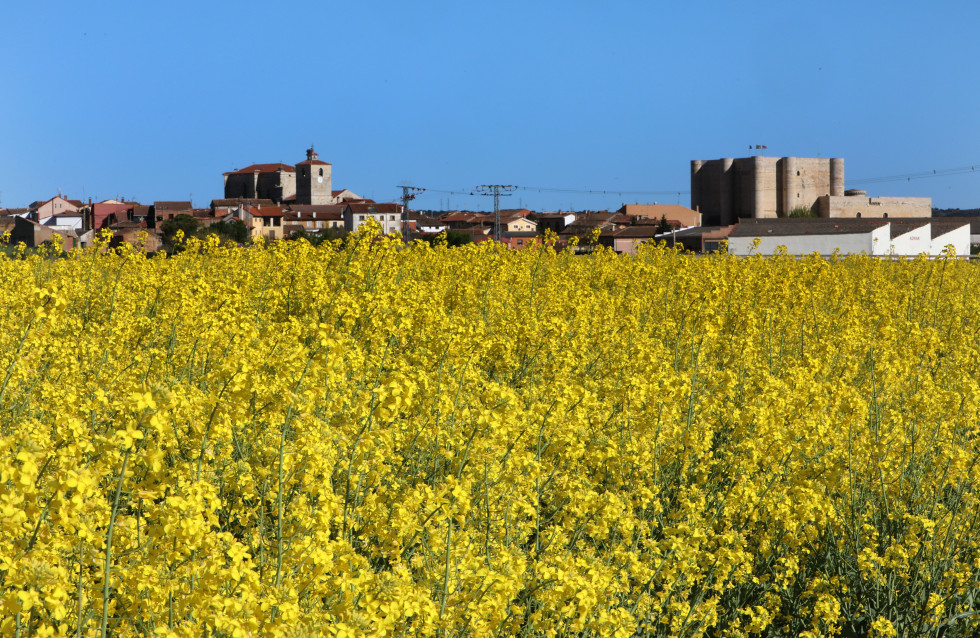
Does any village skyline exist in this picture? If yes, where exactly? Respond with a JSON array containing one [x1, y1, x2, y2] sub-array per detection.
[[2, 1, 979, 211]]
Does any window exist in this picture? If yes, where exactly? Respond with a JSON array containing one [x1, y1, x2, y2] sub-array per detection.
[[318, 168, 323, 177], [856, 212, 862, 218]]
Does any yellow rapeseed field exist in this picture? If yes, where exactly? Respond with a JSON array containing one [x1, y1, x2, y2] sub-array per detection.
[[2, 228, 979, 637]]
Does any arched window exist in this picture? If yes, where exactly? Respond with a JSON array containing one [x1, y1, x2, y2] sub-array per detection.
[[318, 168, 323, 177], [883, 213, 888, 218], [856, 212, 862, 218]]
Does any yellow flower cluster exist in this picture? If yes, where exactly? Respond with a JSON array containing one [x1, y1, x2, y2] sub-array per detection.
[[1, 230, 980, 637]]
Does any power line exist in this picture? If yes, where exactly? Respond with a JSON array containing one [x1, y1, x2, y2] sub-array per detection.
[[475, 185, 516, 241], [400, 163, 980, 209], [849, 164, 979, 186], [517, 185, 690, 196], [397, 186, 425, 243]]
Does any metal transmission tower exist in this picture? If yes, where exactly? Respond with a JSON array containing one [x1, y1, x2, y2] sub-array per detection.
[[398, 186, 425, 243], [476, 185, 516, 242]]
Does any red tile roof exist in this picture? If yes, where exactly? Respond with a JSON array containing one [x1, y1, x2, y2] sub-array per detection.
[[247, 206, 285, 217], [224, 163, 295, 176], [296, 159, 331, 166]]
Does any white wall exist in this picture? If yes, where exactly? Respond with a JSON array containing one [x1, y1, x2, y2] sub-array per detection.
[[930, 225, 970, 256], [729, 223, 970, 257], [728, 228, 884, 256], [888, 225, 931, 256]]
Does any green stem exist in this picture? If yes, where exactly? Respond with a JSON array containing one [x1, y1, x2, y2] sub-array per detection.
[[100, 448, 131, 638]]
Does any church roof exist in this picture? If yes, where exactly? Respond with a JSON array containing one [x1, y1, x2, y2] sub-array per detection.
[[296, 159, 331, 166], [224, 163, 295, 176]]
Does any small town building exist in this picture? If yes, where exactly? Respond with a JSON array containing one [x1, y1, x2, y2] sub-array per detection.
[[727, 218, 969, 257], [618, 204, 702, 228], [344, 203, 403, 235]]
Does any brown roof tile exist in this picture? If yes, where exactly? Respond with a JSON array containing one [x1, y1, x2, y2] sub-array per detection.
[[730, 218, 890, 237], [223, 163, 295, 176], [247, 206, 285, 217], [154, 201, 193, 212], [296, 159, 331, 166], [212, 198, 275, 208]]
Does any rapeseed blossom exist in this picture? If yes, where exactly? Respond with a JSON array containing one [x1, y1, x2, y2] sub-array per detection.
[[0, 228, 979, 636]]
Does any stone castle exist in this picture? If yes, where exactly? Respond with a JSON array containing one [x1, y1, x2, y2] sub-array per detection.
[[691, 156, 931, 226]]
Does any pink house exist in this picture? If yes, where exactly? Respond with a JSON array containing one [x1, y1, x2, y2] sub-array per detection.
[[91, 203, 134, 230], [30, 196, 80, 221]]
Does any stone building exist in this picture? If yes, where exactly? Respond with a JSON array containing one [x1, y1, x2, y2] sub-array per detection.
[[223, 147, 334, 205], [223, 162, 296, 203], [295, 147, 333, 205], [816, 190, 931, 219], [691, 156, 845, 225], [691, 156, 931, 224]]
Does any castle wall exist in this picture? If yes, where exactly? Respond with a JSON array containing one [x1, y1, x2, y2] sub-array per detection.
[[779, 157, 833, 216], [692, 156, 844, 221], [817, 195, 932, 219]]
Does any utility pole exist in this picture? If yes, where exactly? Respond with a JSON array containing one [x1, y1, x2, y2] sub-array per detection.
[[398, 186, 425, 243], [476, 185, 516, 242]]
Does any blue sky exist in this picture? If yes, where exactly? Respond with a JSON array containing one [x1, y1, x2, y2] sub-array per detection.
[[2, 0, 978, 211]]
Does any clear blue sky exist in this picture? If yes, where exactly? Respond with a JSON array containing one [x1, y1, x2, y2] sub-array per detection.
[[2, 0, 979, 212]]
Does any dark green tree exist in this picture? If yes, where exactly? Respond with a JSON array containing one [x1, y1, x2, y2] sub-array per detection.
[[656, 214, 672, 234], [207, 220, 249, 244], [444, 229, 473, 247], [160, 214, 200, 250], [289, 227, 346, 246]]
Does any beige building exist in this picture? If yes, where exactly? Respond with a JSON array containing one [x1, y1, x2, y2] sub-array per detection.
[[223, 204, 285, 240], [29, 196, 81, 221], [816, 190, 931, 218], [691, 156, 931, 224], [691, 156, 844, 225], [618, 204, 701, 227], [344, 203, 403, 235]]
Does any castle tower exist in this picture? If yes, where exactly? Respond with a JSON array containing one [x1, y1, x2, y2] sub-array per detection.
[[295, 146, 333, 205]]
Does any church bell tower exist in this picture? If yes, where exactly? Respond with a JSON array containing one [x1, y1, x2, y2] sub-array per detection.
[[296, 145, 332, 205]]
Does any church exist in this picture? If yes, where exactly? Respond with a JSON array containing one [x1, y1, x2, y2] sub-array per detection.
[[222, 147, 342, 205]]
